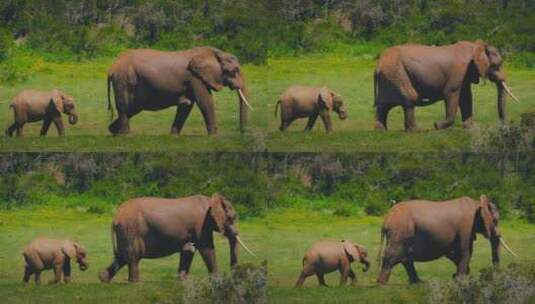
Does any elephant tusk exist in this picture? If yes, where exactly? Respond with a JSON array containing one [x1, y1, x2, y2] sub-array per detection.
[[236, 235, 256, 257], [501, 81, 520, 102], [500, 237, 518, 257], [238, 89, 254, 111]]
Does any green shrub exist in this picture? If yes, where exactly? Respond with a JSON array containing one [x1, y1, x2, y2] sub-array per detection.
[[428, 263, 535, 304], [0, 28, 14, 62], [183, 262, 268, 304], [365, 198, 389, 216]]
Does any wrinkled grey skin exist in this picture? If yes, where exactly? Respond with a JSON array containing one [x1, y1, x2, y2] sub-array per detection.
[[377, 195, 505, 285], [107, 47, 250, 136], [22, 238, 88, 285], [295, 240, 370, 287], [374, 40, 516, 131], [99, 194, 245, 283], [6, 89, 78, 137], [275, 85, 347, 133]]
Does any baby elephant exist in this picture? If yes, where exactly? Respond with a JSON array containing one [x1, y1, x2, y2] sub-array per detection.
[[22, 238, 88, 284], [275, 85, 347, 133], [6, 89, 78, 137], [295, 240, 369, 287]]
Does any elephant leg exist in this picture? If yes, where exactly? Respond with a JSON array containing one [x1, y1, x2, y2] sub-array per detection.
[[457, 256, 471, 276], [198, 247, 218, 275], [403, 106, 418, 132], [304, 115, 318, 132], [446, 251, 461, 278], [339, 266, 350, 286], [435, 91, 460, 130], [100, 257, 127, 283], [109, 110, 131, 135], [178, 250, 195, 280], [16, 123, 24, 137], [34, 271, 41, 285], [52, 116, 65, 136], [63, 260, 71, 283], [40, 118, 52, 136], [320, 113, 333, 133], [280, 118, 293, 132], [128, 259, 140, 283], [348, 269, 356, 285], [294, 271, 309, 287], [377, 253, 403, 285], [402, 261, 421, 284], [316, 273, 328, 287], [171, 102, 194, 135], [6, 123, 18, 137], [375, 104, 392, 130], [51, 262, 63, 284], [191, 78, 217, 135], [23, 265, 32, 283], [460, 85, 473, 128]]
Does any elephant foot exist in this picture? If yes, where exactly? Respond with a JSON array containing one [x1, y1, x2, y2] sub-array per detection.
[[98, 270, 111, 283], [434, 120, 454, 130], [178, 272, 189, 281], [462, 119, 474, 129], [375, 121, 387, 131], [409, 278, 424, 284], [405, 126, 419, 132]]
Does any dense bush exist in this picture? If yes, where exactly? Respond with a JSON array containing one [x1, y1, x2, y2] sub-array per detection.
[[428, 263, 535, 304], [183, 262, 268, 304], [472, 111, 535, 152], [0, 0, 533, 66], [0, 153, 533, 221]]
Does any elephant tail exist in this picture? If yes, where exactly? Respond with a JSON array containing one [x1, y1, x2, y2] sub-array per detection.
[[110, 222, 118, 258], [376, 227, 386, 269], [373, 69, 379, 108], [274, 100, 281, 117], [107, 74, 115, 122]]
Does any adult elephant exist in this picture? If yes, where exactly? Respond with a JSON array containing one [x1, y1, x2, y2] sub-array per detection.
[[107, 47, 252, 135], [374, 40, 519, 131], [98, 194, 255, 283], [376, 195, 517, 285]]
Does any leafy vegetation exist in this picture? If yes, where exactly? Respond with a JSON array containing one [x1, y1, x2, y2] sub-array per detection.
[[428, 263, 535, 304], [0, 153, 534, 222], [0, 1, 533, 64]]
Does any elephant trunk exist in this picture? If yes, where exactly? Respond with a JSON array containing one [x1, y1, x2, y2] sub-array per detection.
[[361, 260, 370, 272], [491, 233, 500, 265], [68, 113, 78, 125], [497, 83, 506, 122], [229, 236, 238, 267]]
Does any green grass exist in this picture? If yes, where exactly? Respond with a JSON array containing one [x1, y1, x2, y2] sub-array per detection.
[[0, 55, 533, 152], [1, 207, 533, 303]]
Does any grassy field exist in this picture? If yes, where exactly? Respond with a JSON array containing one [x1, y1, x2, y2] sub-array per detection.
[[1, 207, 533, 303], [0, 55, 533, 152]]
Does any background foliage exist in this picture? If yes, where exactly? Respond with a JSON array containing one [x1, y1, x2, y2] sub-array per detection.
[[0, 0, 533, 68], [0, 153, 533, 222]]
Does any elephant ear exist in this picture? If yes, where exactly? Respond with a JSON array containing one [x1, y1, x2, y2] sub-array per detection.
[[478, 195, 494, 238], [61, 242, 77, 259], [188, 53, 224, 91], [49, 92, 64, 114], [318, 88, 333, 111], [473, 40, 490, 79], [342, 240, 360, 262], [210, 193, 226, 234]]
